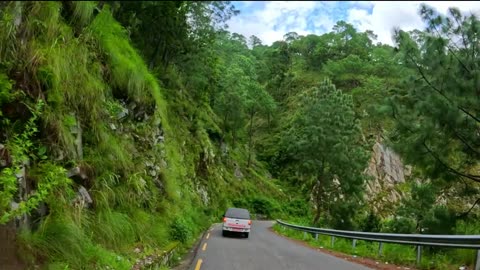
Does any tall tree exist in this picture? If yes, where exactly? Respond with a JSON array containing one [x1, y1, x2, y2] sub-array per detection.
[[389, 5, 480, 184], [387, 4, 480, 212], [111, 1, 238, 68], [244, 81, 276, 168], [249, 35, 262, 48], [280, 79, 369, 227]]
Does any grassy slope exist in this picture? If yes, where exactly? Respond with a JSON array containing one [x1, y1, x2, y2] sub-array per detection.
[[0, 2, 285, 269]]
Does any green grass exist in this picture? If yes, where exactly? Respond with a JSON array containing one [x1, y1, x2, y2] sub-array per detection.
[[71, 1, 96, 27], [2, 2, 289, 269], [18, 214, 131, 270], [272, 223, 476, 270], [88, 6, 156, 109], [91, 209, 136, 251]]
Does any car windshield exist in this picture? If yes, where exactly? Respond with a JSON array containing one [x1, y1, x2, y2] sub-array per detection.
[[225, 208, 250, 219]]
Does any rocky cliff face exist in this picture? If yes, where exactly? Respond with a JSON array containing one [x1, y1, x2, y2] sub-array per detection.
[[364, 141, 411, 217]]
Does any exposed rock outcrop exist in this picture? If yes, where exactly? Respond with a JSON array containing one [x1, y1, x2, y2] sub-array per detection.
[[196, 184, 210, 206], [364, 141, 411, 216], [234, 163, 244, 179], [131, 242, 179, 270]]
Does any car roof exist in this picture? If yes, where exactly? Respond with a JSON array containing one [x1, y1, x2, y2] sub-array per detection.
[[225, 207, 250, 219]]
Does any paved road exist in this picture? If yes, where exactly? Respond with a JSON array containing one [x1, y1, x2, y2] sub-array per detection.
[[189, 220, 371, 270]]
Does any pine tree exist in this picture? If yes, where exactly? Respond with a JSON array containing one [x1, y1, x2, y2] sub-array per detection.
[[389, 5, 480, 190], [280, 78, 369, 228]]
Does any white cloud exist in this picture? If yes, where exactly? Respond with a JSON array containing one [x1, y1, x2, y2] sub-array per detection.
[[347, 1, 480, 45], [349, 1, 374, 9], [228, 1, 325, 45], [312, 15, 336, 34], [347, 2, 424, 45], [228, 1, 480, 46], [239, 1, 255, 8]]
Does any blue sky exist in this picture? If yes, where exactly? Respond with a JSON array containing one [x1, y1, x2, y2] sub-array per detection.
[[226, 1, 480, 46]]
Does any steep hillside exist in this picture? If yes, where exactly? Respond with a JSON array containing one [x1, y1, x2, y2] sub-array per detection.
[[0, 2, 283, 269]]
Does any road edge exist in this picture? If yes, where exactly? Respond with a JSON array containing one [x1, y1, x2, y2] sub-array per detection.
[[268, 225, 418, 270], [172, 224, 215, 270]]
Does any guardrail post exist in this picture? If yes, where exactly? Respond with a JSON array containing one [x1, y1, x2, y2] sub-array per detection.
[[378, 242, 383, 256], [315, 234, 318, 241], [352, 239, 357, 250], [475, 249, 480, 270], [303, 232, 307, 240], [331, 236, 335, 247], [416, 245, 422, 266]]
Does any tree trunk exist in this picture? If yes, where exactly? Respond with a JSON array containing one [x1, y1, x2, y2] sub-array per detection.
[[312, 179, 323, 226], [247, 109, 255, 168], [267, 112, 271, 129], [313, 207, 321, 226], [222, 111, 229, 143], [161, 45, 170, 71], [149, 38, 163, 70]]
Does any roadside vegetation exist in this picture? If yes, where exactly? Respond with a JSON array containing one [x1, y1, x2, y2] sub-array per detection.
[[272, 221, 479, 270]]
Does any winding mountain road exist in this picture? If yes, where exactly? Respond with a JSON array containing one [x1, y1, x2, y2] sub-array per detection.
[[189, 220, 371, 270]]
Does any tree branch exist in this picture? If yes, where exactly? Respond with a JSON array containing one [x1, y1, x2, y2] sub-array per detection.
[[457, 197, 480, 219], [431, 23, 470, 73], [391, 90, 480, 184], [452, 129, 480, 157], [408, 54, 480, 124], [422, 140, 480, 183]]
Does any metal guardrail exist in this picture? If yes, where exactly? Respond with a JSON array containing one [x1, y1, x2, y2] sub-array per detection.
[[276, 219, 480, 270]]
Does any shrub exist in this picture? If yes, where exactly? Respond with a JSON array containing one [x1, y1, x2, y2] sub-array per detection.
[[169, 218, 191, 244], [421, 205, 456, 235], [232, 196, 282, 219], [283, 198, 310, 218], [361, 211, 381, 232], [250, 197, 280, 218], [382, 217, 416, 233]]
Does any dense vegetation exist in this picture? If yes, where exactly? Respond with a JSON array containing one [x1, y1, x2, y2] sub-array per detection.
[[0, 1, 479, 269]]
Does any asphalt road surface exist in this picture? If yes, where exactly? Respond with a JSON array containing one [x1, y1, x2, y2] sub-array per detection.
[[190, 220, 371, 270]]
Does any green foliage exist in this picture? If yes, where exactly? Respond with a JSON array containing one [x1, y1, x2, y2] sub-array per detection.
[[397, 182, 437, 230], [232, 196, 282, 218], [19, 215, 131, 270], [112, 1, 238, 68], [282, 198, 311, 218], [89, 6, 155, 108], [382, 217, 416, 234], [1, 2, 217, 268], [0, 73, 15, 111], [0, 100, 72, 224], [169, 217, 192, 244], [249, 197, 280, 217], [278, 78, 369, 227], [71, 1, 96, 27], [388, 4, 480, 189], [3, 1, 480, 269], [11, 162, 72, 218], [360, 212, 382, 232], [92, 210, 136, 250], [0, 2, 21, 68], [421, 205, 457, 235]]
